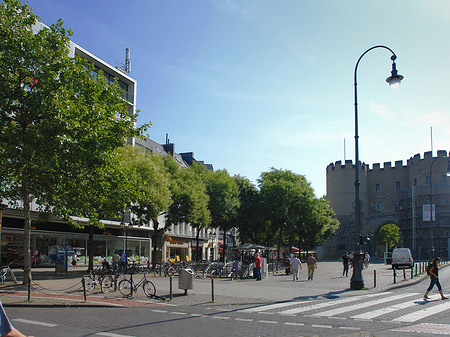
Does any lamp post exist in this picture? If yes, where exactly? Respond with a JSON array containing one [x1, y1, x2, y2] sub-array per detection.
[[120, 221, 128, 256], [351, 45, 404, 290], [428, 156, 450, 258]]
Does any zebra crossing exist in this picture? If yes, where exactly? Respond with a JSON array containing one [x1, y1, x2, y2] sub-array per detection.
[[238, 291, 450, 323]]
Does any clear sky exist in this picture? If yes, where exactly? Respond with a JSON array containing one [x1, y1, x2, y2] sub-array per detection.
[[25, 0, 450, 197]]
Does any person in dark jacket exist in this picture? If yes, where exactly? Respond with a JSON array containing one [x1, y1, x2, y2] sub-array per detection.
[[423, 257, 448, 300]]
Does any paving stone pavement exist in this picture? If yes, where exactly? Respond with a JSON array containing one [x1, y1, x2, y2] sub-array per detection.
[[0, 260, 440, 308]]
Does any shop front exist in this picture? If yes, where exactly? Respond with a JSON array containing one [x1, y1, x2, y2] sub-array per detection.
[[0, 215, 152, 267]]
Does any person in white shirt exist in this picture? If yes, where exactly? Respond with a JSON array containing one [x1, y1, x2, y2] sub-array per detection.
[[290, 255, 302, 281]]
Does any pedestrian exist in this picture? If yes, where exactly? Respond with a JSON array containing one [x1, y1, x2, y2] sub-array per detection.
[[424, 257, 448, 300], [291, 255, 302, 281], [342, 251, 350, 277], [112, 252, 120, 273], [1, 300, 31, 337], [364, 251, 370, 269], [255, 253, 262, 281], [120, 250, 127, 272], [306, 254, 317, 280], [283, 254, 292, 275], [71, 253, 78, 269]]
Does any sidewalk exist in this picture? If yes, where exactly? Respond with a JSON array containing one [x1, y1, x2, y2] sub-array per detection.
[[0, 260, 432, 308]]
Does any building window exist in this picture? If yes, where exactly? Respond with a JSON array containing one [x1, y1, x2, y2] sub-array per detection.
[[426, 176, 430, 185], [396, 181, 401, 192], [414, 178, 417, 186], [375, 184, 380, 193]]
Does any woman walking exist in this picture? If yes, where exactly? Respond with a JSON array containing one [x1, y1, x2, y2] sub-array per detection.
[[424, 257, 447, 300]]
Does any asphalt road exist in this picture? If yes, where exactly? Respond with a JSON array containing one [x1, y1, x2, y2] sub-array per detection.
[[5, 262, 450, 337]]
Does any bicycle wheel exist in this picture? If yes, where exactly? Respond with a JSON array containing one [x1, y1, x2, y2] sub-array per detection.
[[101, 275, 114, 293], [82, 275, 95, 292], [10, 271, 17, 283], [118, 279, 132, 297], [143, 280, 156, 298]]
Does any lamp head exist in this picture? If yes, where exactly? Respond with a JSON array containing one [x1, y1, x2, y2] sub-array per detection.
[[386, 55, 404, 89]]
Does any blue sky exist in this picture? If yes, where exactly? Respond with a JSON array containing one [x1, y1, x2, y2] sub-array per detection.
[[25, 0, 450, 197]]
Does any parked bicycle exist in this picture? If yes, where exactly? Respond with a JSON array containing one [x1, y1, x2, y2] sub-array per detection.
[[82, 263, 111, 292], [0, 263, 17, 284], [118, 273, 156, 298], [100, 271, 126, 294]]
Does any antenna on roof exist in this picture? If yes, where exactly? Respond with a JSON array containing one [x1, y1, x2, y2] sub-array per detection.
[[125, 48, 131, 73]]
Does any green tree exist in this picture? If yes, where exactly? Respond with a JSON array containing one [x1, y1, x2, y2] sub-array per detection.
[[116, 146, 172, 265], [0, 1, 146, 282], [233, 175, 264, 245], [258, 168, 309, 257], [164, 159, 211, 262], [205, 169, 240, 263], [378, 223, 402, 249]]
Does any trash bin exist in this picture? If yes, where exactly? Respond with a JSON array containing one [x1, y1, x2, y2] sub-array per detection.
[[178, 268, 194, 293]]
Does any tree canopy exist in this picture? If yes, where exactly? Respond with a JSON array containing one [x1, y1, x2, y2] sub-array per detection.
[[0, 0, 147, 281]]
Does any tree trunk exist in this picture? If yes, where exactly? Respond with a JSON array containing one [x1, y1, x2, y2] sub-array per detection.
[[88, 225, 94, 271], [21, 174, 31, 286], [195, 225, 203, 262], [222, 227, 227, 263]]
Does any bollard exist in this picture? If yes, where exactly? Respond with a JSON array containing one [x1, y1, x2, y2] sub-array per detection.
[[415, 264, 418, 276], [393, 269, 396, 284], [211, 277, 215, 303], [27, 276, 31, 301], [82, 277, 87, 302], [411, 266, 413, 279], [130, 274, 134, 297], [169, 276, 173, 301], [374, 270, 376, 288], [403, 268, 406, 280]]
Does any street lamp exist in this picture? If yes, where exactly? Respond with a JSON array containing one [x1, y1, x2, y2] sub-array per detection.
[[120, 220, 128, 256], [428, 156, 450, 257], [352, 45, 403, 290]]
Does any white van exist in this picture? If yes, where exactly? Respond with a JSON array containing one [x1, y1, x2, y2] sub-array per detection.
[[391, 248, 414, 269]]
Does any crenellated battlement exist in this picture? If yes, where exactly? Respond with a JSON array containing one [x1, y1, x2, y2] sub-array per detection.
[[327, 150, 449, 174]]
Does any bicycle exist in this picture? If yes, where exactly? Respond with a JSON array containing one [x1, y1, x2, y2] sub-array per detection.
[[82, 264, 111, 291], [100, 272, 126, 294], [0, 264, 17, 284], [118, 273, 156, 298]]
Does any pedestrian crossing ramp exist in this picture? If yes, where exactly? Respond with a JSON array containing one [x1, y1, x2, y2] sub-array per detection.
[[238, 291, 450, 323]]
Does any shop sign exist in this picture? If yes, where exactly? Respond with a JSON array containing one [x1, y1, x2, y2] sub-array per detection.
[[165, 236, 185, 245]]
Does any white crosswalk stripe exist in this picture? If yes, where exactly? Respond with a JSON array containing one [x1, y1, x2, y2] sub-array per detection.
[[352, 294, 437, 320], [312, 293, 419, 317], [238, 291, 450, 324], [280, 292, 390, 315], [393, 298, 450, 322]]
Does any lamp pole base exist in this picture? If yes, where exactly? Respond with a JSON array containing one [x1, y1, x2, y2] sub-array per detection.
[[350, 251, 365, 290]]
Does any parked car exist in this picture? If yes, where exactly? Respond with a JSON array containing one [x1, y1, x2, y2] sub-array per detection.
[[391, 248, 414, 269]]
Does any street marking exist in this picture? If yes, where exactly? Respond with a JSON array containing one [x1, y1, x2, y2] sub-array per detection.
[[96, 333, 136, 337], [151, 309, 168, 313], [258, 320, 278, 324], [352, 293, 426, 319], [339, 327, 361, 331], [392, 323, 450, 334], [235, 318, 253, 322], [312, 324, 332, 329], [312, 293, 413, 317], [190, 313, 207, 317], [284, 322, 304, 326], [212, 316, 230, 320], [12, 318, 57, 327], [393, 299, 450, 322], [170, 311, 187, 315], [280, 292, 390, 315], [240, 300, 313, 313]]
